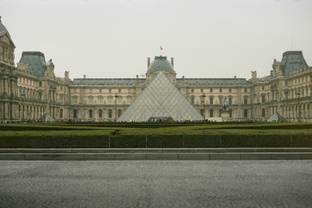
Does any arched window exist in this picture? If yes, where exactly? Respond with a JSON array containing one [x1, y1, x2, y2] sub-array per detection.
[[88, 96, 94, 104], [108, 96, 113, 104], [72, 96, 78, 104], [98, 96, 104, 104]]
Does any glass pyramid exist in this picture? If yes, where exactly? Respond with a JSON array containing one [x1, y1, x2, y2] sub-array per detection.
[[118, 72, 203, 122]]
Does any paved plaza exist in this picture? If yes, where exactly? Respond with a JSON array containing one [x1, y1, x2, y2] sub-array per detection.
[[0, 160, 312, 208]]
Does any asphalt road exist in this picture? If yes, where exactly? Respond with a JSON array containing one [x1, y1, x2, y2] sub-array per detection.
[[0, 160, 312, 208]]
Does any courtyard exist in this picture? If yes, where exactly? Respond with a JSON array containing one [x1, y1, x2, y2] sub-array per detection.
[[0, 160, 311, 208]]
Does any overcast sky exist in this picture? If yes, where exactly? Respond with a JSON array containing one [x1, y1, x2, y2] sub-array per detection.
[[1, 0, 311, 79]]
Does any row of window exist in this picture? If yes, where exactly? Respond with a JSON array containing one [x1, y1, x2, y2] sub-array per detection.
[[191, 96, 248, 105], [189, 88, 248, 93], [71, 95, 132, 105], [287, 75, 311, 86], [200, 109, 248, 118], [71, 88, 131, 93], [72, 109, 122, 119], [18, 77, 41, 87]]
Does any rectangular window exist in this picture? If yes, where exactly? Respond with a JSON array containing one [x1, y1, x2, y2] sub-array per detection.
[[209, 110, 213, 117], [98, 110, 103, 118], [89, 110, 93, 118], [59, 109, 63, 118], [209, 96, 214, 105], [244, 109, 248, 118], [244, 97, 248, 105], [261, 95, 266, 103], [73, 109, 78, 119], [200, 96, 205, 105]]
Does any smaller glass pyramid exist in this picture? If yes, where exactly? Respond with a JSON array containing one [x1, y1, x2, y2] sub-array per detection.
[[118, 72, 203, 122]]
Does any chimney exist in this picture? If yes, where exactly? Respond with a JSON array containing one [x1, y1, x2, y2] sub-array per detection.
[[147, 57, 150, 69], [83, 74, 86, 79], [251, 71, 257, 80], [171, 57, 174, 67]]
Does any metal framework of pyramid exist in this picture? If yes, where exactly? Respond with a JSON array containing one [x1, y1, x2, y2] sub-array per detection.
[[118, 72, 203, 122]]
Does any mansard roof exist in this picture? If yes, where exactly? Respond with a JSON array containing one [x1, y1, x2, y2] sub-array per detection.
[[0, 17, 15, 47], [19, 51, 47, 77], [71, 77, 249, 87], [0, 19, 8, 37], [71, 78, 145, 86], [280, 51, 309, 76], [176, 78, 249, 86]]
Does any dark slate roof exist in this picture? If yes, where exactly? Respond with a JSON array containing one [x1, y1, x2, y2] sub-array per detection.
[[256, 75, 273, 82], [0, 18, 8, 37], [19, 51, 47, 77], [71, 78, 145, 86], [72, 77, 249, 87], [280, 51, 309, 76], [176, 78, 249, 86], [0, 17, 15, 47], [147, 56, 175, 74]]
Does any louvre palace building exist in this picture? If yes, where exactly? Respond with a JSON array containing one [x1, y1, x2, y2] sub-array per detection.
[[1, 18, 312, 123]]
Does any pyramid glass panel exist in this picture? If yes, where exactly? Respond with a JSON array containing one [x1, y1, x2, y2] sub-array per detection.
[[118, 72, 203, 122]]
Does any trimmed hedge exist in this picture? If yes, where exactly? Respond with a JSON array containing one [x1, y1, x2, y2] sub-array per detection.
[[0, 135, 312, 148]]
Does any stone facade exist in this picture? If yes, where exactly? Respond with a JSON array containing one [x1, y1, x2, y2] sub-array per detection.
[[0, 18, 311, 122]]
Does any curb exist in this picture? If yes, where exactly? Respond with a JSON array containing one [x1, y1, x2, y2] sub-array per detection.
[[0, 152, 312, 160]]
